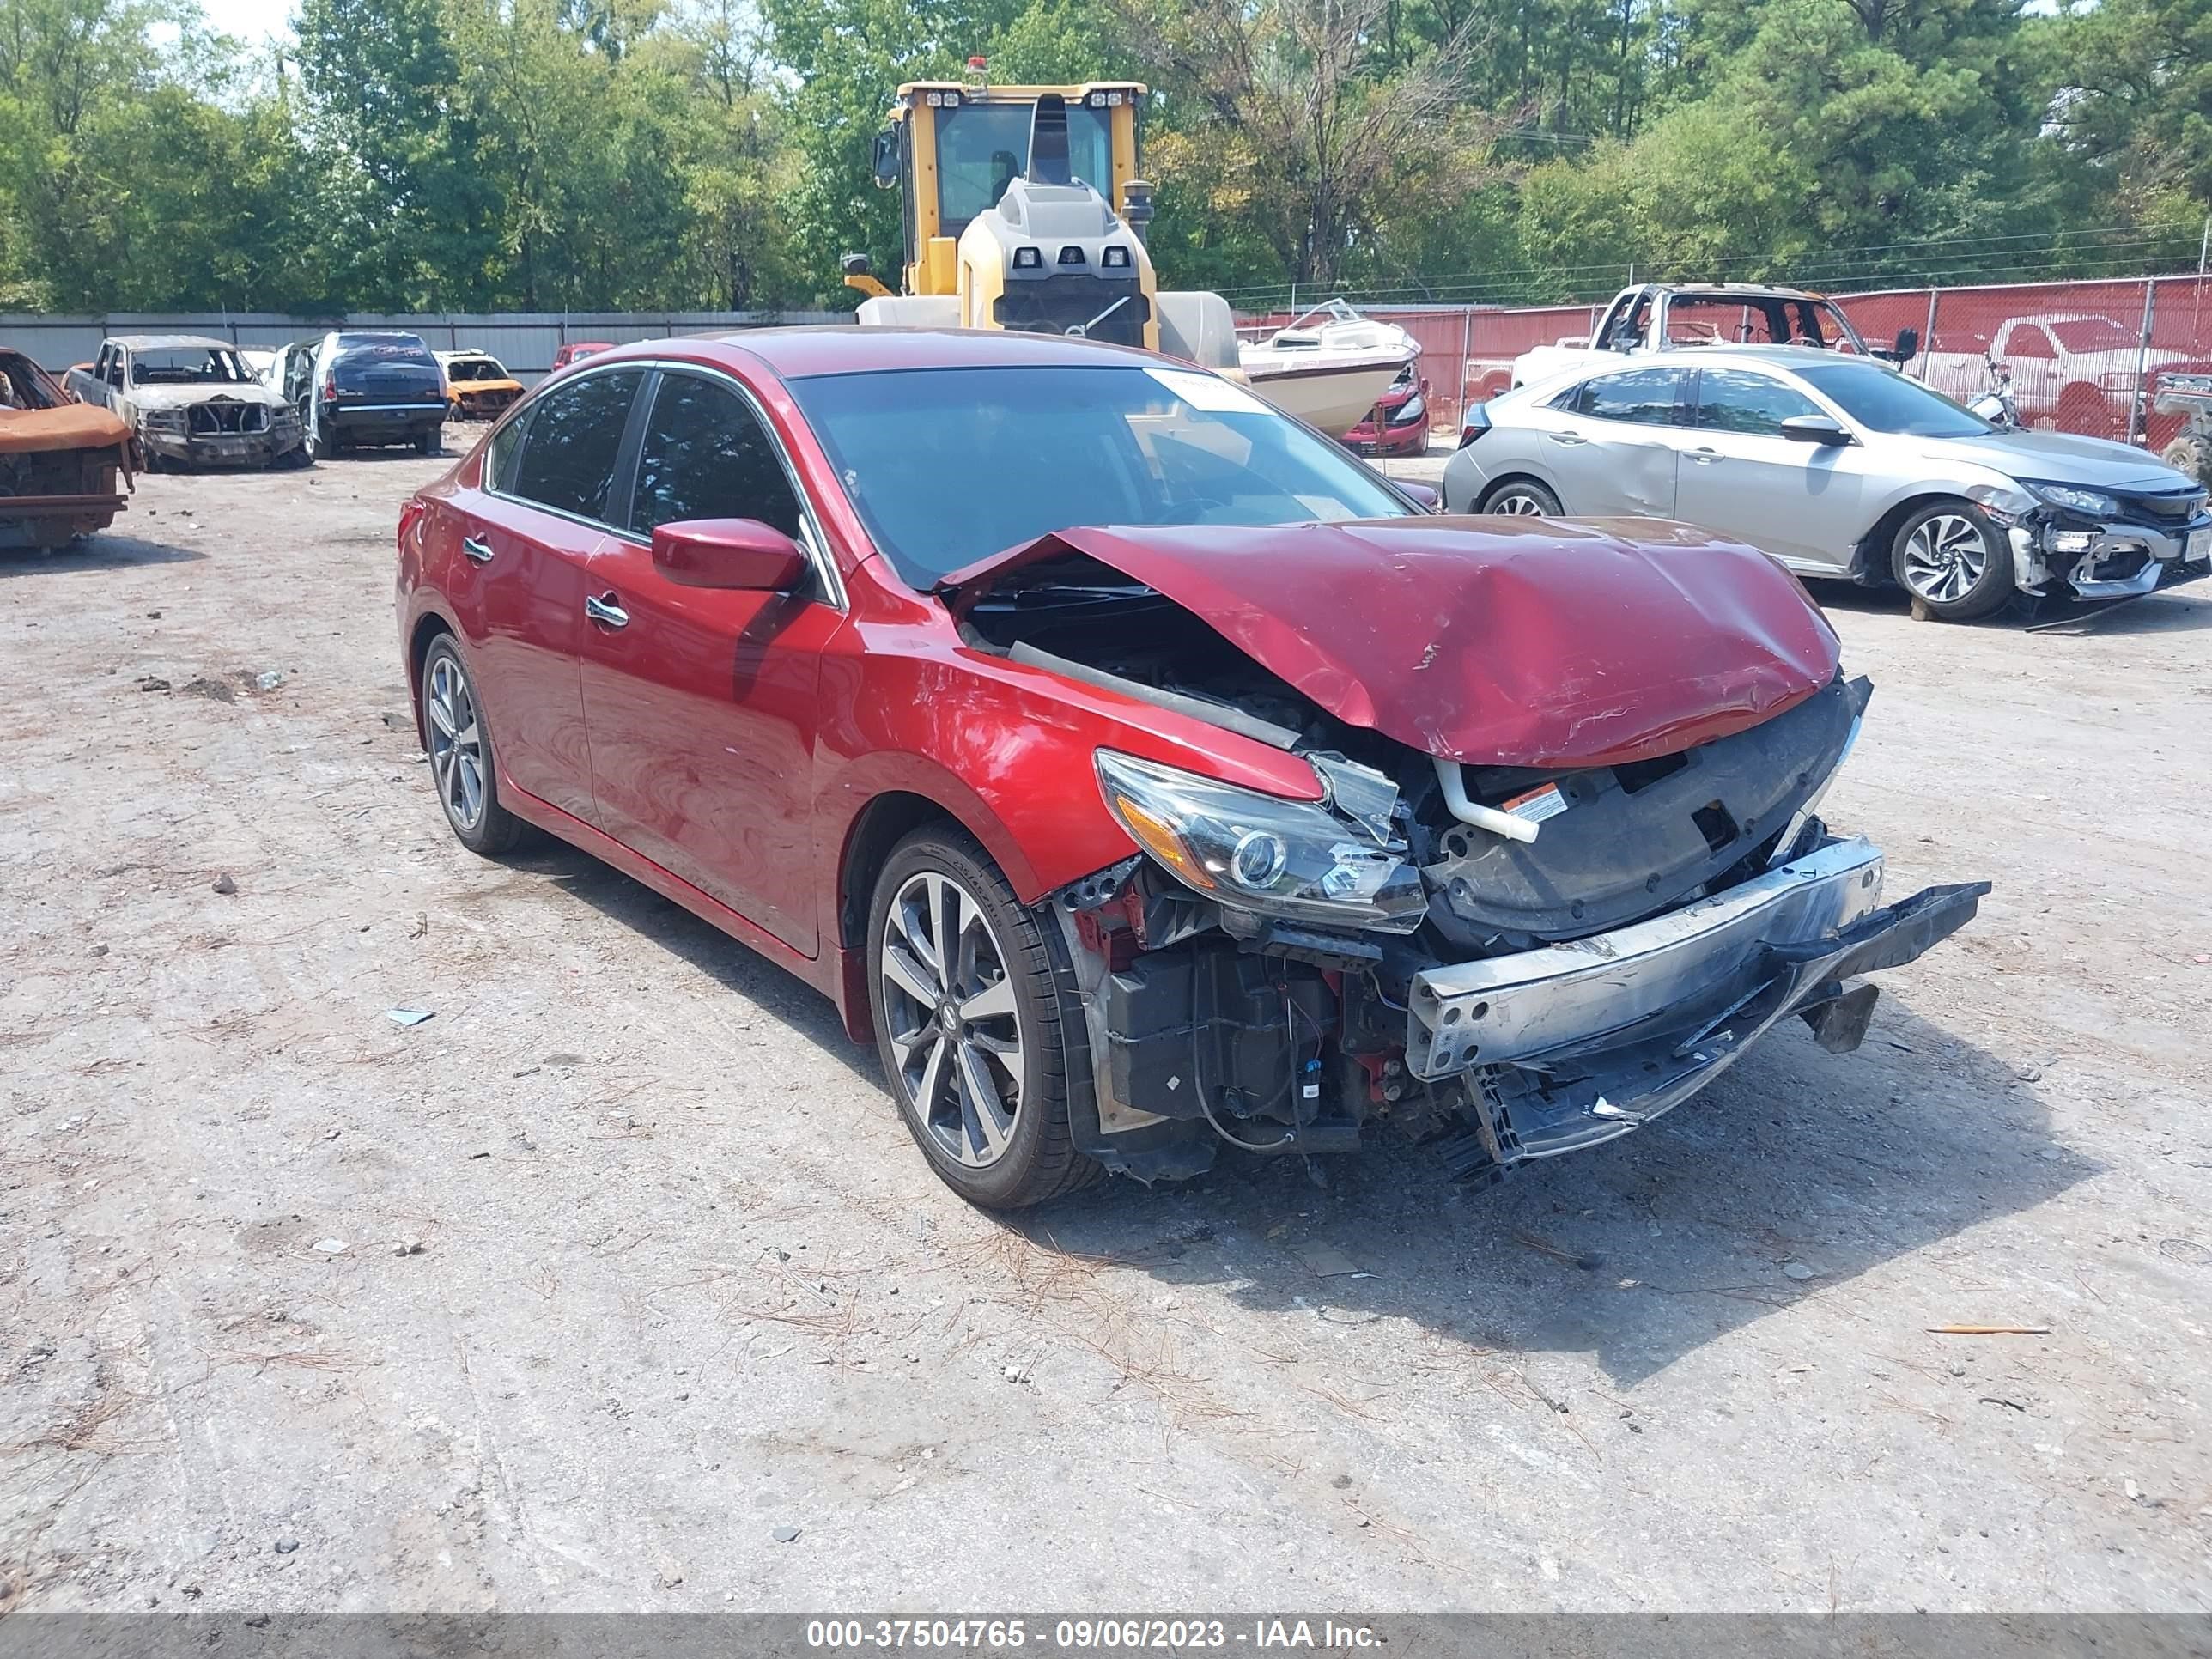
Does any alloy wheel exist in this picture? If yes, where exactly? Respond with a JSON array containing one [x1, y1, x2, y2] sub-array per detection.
[[1487, 489, 1549, 515], [879, 871, 1024, 1169], [425, 654, 487, 832], [1900, 513, 1988, 605]]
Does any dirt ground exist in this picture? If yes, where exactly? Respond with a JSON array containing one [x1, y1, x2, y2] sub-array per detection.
[[3, 434, 2209, 1616]]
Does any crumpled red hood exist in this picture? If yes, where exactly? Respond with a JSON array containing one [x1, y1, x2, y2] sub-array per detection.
[[941, 515, 1841, 769]]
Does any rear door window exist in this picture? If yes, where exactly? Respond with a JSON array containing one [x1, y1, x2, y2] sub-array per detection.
[[1693, 368, 1821, 436], [1576, 368, 1688, 425], [626, 372, 805, 540], [509, 369, 644, 523]]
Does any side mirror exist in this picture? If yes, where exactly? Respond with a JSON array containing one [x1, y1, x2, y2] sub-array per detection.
[[1893, 325, 1919, 362], [1778, 415, 1852, 447], [872, 128, 899, 189], [1398, 481, 1440, 513], [652, 519, 808, 591]]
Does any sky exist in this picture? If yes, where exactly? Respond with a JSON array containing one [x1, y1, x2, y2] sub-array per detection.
[[199, 0, 294, 46]]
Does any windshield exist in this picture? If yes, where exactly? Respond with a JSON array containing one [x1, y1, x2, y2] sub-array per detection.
[[788, 363, 1413, 586], [2049, 317, 2136, 353], [933, 101, 1115, 238], [131, 347, 248, 386], [449, 358, 504, 380], [1798, 362, 1990, 438]]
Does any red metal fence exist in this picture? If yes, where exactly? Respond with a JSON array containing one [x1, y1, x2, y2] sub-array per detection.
[[1243, 273, 2212, 452]]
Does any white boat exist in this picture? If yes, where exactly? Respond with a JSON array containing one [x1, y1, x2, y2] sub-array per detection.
[[1237, 300, 1418, 438]]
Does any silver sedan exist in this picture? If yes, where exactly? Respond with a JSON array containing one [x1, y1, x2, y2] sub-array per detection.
[[1442, 345, 2211, 620]]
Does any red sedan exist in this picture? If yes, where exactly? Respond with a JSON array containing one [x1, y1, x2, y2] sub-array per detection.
[[1341, 364, 1431, 457], [397, 328, 1982, 1208]]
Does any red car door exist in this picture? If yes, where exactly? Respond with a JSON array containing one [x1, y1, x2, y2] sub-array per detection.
[[447, 366, 648, 825], [577, 366, 842, 956]]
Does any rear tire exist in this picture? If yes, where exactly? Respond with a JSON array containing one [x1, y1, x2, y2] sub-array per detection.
[[866, 829, 1099, 1210], [419, 635, 526, 856], [416, 428, 441, 456], [1891, 501, 2014, 621], [1480, 477, 1562, 516]]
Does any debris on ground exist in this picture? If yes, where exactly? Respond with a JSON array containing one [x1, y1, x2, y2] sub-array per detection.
[[211, 873, 237, 895], [1295, 1243, 1366, 1279], [312, 1239, 347, 1255], [1928, 1324, 2051, 1335], [386, 1009, 434, 1027], [179, 677, 235, 703], [772, 1526, 801, 1544], [1783, 1261, 1818, 1281]]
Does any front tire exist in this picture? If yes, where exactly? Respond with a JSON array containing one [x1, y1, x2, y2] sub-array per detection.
[[866, 830, 1097, 1209], [1892, 501, 2014, 621], [420, 636, 526, 855], [1480, 477, 1562, 516]]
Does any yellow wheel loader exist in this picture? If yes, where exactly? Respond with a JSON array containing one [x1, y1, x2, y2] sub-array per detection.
[[842, 64, 1241, 372]]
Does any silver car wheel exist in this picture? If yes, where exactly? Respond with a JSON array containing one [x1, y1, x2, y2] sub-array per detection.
[[1900, 513, 1988, 605], [880, 871, 1025, 1170], [425, 655, 487, 832], [1487, 488, 1550, 515]]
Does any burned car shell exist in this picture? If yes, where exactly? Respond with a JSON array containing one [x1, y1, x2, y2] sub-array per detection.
[[0, 348, 132, 548], [67, 336, 302, 469], [437, 350, 526, 420]]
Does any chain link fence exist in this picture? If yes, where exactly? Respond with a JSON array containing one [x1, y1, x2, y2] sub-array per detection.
[[1242, 273, 2212, 459]]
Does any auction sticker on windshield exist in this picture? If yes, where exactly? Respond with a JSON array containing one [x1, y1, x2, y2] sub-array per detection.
[[1146, 366, 1272, 416]]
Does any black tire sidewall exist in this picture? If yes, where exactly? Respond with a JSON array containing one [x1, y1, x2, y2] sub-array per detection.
[[866, 830, 1080, 1210], [1483, 478, 1562, 514], [1891, 501, 2014, 620]]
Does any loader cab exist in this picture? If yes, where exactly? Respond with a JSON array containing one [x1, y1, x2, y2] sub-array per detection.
[[874, 75, 1146, 303]]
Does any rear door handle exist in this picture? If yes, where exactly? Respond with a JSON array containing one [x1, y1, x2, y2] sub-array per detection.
[[461, 535, 494, 564], [1547, 428, 1588, 446], [584, 592, 630, 629]]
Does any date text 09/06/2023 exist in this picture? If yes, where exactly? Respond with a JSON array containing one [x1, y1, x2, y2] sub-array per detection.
[[805, 1618, 1383, 1650]]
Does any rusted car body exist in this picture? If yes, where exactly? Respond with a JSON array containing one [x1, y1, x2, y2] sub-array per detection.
[[437, 350, 526, 420], [67, 335, 304, 470], [0, 349, 132, 550]]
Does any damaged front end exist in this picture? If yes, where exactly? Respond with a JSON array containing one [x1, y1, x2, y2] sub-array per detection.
[[951, 519, 1988, 1186], [1975, 477, 2212, 601]]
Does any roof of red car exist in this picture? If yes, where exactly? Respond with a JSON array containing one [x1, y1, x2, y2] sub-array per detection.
[[638, 325, 1164, 380]]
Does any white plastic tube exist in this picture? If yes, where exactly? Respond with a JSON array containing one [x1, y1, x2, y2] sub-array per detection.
[[1433, 756, 1541, 845]]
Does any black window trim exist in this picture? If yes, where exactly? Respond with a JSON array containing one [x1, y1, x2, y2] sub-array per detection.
[[483, 357, 846, 612]]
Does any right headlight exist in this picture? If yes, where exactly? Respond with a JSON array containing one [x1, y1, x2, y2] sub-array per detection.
[[2024, 480, 2118, 518], [1094, 750, 1426, 933]]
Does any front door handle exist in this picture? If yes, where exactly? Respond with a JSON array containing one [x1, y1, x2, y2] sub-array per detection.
[[461, 535, 494, 564], [584, 592, 630, 629], [1690, 447, 1723, 465]]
